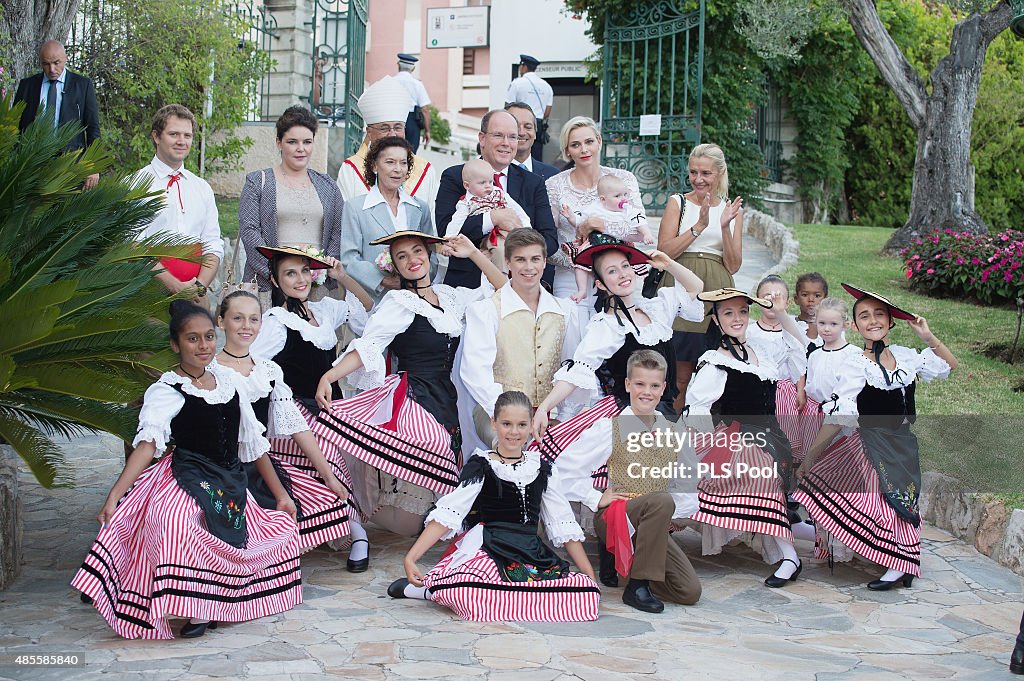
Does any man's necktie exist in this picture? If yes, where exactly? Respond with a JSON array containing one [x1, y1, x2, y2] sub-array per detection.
[[46, 79, 58, 128], [166, 173, 184, 211]]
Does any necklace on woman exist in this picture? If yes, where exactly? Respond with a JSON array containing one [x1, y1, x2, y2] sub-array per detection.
[[178, 364, 207, 383], [222, 348, 250, 360]]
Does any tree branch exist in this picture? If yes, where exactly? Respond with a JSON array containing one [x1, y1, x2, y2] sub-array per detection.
[[840, 0, 927, 129], [977, 0, 1013, 43]]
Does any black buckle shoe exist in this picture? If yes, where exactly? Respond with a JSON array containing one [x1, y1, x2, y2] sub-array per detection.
[[1010, 642, 1024, 675], [598, 542, 618, 588], [622, 579, 664, 614], [764, 558, 802, 588], [346, 538, 369, 573], [866, 573, 914, 591], [387, 578, 409, 599], [79, 593, 93, 605], [180, 620, 217, 638]]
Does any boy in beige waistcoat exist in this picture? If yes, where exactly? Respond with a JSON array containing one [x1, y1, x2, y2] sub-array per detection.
[[457, 230, 587, 454], [556, 350, 702, 614]]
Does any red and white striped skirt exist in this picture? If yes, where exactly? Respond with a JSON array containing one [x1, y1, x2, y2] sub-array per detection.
[[775, 378, 803, 462], [792, 432, 921, 576], [690, 422, 793, 555], [71, 455, 302, 639], [797, 396, 824, 463], [422, 547, 600, 622], [530, 395, 624, 463], [311, 374, 460, 497], [265, 439, 353, 551]]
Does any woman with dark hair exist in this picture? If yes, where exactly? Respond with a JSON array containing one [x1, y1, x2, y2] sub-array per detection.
[[72, 301, 302, 639], [340, 136, 435, 305], [315, 232, 506, 539], [239, 105, 346, 303], [250, 247, 372, 569]]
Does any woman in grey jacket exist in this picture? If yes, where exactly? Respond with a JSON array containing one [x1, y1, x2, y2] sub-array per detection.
[[239, 106, 345, 300]]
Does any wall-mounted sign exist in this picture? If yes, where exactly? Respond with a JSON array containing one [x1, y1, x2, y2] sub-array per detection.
[[426, 7, 490, 49]]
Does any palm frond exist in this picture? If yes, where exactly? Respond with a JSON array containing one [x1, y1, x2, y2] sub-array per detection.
[[0, 409, 74, 489], [2, 391, 138, 440]]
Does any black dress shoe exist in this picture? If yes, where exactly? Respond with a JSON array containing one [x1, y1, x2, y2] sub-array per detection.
[[598, 542, 619, 588], [866, 573, 914, 591], [79, 593, 93, 604], [787, 500, 804, 525], [346, 538, 369, 573], [180, 620, 217, 638], [1010, 642, 1024, 675], [764, 558, 802, 588], [622, 579, 664, 614], [387, 578, 409, 599]]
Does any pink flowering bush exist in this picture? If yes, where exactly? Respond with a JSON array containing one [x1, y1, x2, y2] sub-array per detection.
[[900, 228, 1024, 305]]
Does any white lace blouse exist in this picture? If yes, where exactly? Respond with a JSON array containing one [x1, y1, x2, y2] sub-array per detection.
[[425, 449, 586, 547], [546, 166, 647, 270], [211, 358, 309, 438], [745, 321, 806, 383], [553, 281, 704, 393], [132, 363, 270, 463], [339, 284, 491, 390], [250, 293, 368, 359]]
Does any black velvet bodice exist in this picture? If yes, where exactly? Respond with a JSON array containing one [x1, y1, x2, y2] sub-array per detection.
[[389, 313, 460, 430], [251, 389, 271, 428], [274, 326, 339, 402], [169, 385, 241, 465], [597, 332, 677, 415], [857, 382, 917, 427], [459, 455, 552, 529], [712, 366, 777, 422]]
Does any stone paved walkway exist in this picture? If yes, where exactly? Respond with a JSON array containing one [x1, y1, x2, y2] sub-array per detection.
[[0, 432, 1021, 681]]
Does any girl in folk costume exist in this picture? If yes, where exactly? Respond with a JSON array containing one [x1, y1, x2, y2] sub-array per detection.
[[532, 234, 705, 438], [249, 246, 373, 571], [72, 301, 302, 640], [683, 288, 804, 588], [386, 391, 600, 622], [790, 296, 860, 495], [792, 285, 956, 589], [744, 275, 808, 460], [556, 350, 701, 614], [314, 232, 507, 539], [214, 290, 352, 552]]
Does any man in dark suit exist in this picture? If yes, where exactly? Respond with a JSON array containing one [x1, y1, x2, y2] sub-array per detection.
[[505, 102, 560, 180], [437, 109, 558, 288], [15, 40, 101, 189]]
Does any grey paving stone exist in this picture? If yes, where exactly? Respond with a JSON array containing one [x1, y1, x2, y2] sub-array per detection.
[[521, 615, 654, 638], [947, 557, 1024, 594]]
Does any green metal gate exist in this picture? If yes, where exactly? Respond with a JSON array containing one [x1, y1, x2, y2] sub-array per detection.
[[310, 0, 368, 156], [600, 0, 705, 211]]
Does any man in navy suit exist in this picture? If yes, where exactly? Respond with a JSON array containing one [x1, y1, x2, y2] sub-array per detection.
[[505, 102, 559, 180], [15, 40, 101, 189], [437, 109, 558, 288]]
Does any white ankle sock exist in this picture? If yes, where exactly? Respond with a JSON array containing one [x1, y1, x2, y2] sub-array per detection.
[[878, 568, 904, 582], [188, 618, 210, 625], [403, 583, 431, 599], [773, 537, 800, 578], [348, 520, 369, 561], [791, 520, 817, 542]]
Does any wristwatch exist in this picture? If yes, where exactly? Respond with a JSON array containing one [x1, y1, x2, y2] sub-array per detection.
[[193, 279, 208, 297], [690, 226, 701, 238]]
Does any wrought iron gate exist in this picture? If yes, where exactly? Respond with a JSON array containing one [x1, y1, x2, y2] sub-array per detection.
[[600, 0, 705, 211], [310, 0, 368, 155]]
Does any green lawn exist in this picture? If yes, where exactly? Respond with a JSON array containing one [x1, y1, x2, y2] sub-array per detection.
[[780, 224, 1024, 500], [216, 196, 240, 240]]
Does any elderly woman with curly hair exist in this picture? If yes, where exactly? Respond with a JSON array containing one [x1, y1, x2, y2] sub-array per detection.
[[339, 136, 435, 306]]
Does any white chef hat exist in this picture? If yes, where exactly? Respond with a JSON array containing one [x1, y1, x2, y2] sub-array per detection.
[[357, 76, 413, 126]]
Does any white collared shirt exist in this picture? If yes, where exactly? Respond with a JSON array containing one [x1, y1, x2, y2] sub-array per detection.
[[133, 156, 223, 259], [517, 156, 534, 173], [460, 283, 585, 417], [505, 72, 553, 119], [361, 184, 419, 230]]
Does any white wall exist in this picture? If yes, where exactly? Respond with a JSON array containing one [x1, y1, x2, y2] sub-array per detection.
[[488, 1, 596, 111]]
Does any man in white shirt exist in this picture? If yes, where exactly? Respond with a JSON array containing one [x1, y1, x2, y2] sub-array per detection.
[[393, 53, 431, 153], [457, 229, 585, 454], [134, 104, 223, 300], [337, 75, 439, 220], [504, 55, 554, 162]]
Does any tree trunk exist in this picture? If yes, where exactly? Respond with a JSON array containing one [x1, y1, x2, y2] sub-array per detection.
[[0, 0, 82, 83], [841, 0, 1013, 252]]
